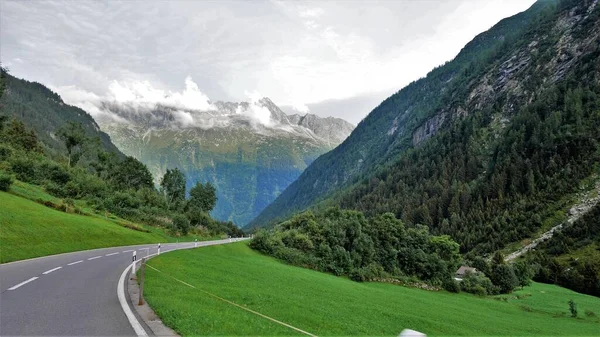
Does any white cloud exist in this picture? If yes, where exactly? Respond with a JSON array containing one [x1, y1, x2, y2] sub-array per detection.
[[299, 7, 324, 18], [107, 76, 213, 111], [2, 0, 537, 124], [292, 102, 310, 114], [58, 77, 278, 128]]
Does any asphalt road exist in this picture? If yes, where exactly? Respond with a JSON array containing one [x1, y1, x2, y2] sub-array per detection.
[[0, 239, 242, 336]]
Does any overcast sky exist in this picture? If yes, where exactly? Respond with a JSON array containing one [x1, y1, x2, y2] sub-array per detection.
[[1, 0, 535, 124]]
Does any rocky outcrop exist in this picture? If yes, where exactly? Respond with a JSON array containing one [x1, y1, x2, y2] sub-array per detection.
[[412, 112, 447, 146], [505, 180, 600, 262], [294, 113, 354, 145]]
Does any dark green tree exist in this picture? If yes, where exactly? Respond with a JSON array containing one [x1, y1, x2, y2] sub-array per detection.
[[160, 168, 186, 210], [3, 119, 41, 152], [172, 214, 191, 235], [111, 156, 153, 190], [57, 122, 87, 167], [490, 264, 519, 294], [188, 181, 217, 212]]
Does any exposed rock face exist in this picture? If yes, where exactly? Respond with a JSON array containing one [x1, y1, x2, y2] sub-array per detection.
[[249, 0, 600, 231], [412, 113, 447, 146], [505, 180, 600, 262], [96, 97, 353, 226], [292, 113, 355, 145], [411, 0, 600, 147]]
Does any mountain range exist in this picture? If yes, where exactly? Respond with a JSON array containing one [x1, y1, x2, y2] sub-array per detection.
[[95, 98, 353, 226], [249, 0, 600, 257]]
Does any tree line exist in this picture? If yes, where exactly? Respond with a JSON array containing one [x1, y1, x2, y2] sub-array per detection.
[[0, 115, 242, 238], [251, 208, 533, 295]]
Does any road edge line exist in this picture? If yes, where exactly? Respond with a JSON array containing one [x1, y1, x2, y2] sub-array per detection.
[[118, 263, 149, 337]]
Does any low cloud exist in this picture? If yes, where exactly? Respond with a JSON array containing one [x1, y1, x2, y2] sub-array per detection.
[[57, 77, 278, 129], [107, 76, 213, 111], [291, 102, 310, 114]]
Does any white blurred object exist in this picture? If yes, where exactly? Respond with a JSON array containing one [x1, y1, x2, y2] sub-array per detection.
[[399, 329, 426, 337]]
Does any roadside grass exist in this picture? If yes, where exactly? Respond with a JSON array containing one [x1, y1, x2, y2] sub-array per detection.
[[142, 242, 600, 336], [1, 180, 222, 263], [0, 191, 214, 263]]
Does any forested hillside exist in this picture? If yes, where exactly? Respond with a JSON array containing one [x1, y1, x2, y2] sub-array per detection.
[[250, 0, 600, 257], [0, 72, 121, 156], [0, 67, 242, 239], [528, 203, 600, 296], [248, 0, 561, 230]]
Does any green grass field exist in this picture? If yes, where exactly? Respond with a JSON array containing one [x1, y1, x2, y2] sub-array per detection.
[[142, 242, 600, 336], [0, 179, 223, 263], [1, 190, 197, 263]]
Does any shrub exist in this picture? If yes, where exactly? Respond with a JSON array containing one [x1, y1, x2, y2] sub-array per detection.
[[0, 145, 13, 161], [443, 278, 461, 293], [0, 173, 13, 191], [460, 271, 496, 295], [39, 161, 70, 184], [10, 157, 37, 182], [568, 299, 578, 318], [349, 263, 386, 282], [44, 181, 67, 197], [281, 230, 314, 252], [584, 310, 596, 317], [172, 214, 191, 235]]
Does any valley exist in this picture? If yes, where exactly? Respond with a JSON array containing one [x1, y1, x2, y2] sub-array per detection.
[[1, 0, 600, 336], [97, 98, 353, 226]]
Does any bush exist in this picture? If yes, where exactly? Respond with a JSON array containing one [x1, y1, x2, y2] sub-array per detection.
[[10, 157, 37, 182], [568, 299, 578, 318], [461, 271, 496, 295], [443, 278, 461, 293], [44, 181, 67, 197], [0, 144, 13, 161], [584, 310, 596, 317], [39, 161, 70, 185], [172, 214, 191, 235], [0, 173, 13, 191], [349, 263, 386, 282], [490, 264, 519, 294]]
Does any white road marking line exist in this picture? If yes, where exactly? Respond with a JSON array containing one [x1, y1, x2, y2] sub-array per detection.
[[67, 260, 83, 266], [88, 256, 102, 260], [8, 277, 39, 291], [118, 264, 148, 336], [105, 252, 119, 256], [42, 266, 62, 275], [122, 249, 134, 253]]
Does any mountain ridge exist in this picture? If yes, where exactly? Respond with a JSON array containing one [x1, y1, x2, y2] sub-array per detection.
[[248, 0, 600, 258], [96, 97, 353, 226]]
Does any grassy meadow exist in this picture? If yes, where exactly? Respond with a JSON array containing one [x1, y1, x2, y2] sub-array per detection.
[[142, 242, 600, 336], [0, 182, 218, 263]]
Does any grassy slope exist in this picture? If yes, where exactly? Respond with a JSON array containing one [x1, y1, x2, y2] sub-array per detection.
[[143, 243, 600, 336], [0, 190, 171, 263]]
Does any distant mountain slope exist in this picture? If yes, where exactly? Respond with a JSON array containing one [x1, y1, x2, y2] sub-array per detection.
[[249, 0, 600, 256], [249, 0, 563, 230], [0, 71, 122, 156], [96, 98, 353, 226]]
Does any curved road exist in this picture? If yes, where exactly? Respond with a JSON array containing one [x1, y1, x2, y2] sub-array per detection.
[[0, 239, 242, 336]]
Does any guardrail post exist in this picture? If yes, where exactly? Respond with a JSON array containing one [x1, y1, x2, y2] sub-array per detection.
[[158, 243, 161, 255], [138, 257, 146, 305], [194, 239, 198, 248]]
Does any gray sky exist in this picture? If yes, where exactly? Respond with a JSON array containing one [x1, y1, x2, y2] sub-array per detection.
[[1, 0, 535, 124]]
